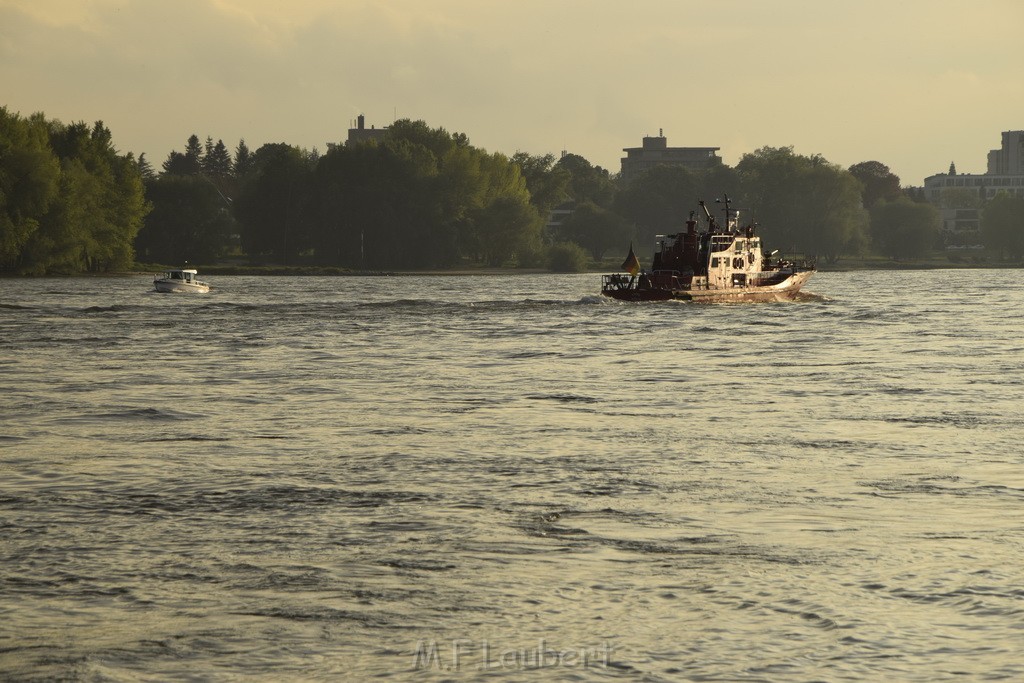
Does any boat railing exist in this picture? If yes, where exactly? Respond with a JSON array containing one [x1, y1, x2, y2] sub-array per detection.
[[602, 272, 685, 291], [604, 271, 723, 292], [602, 274, 636, 291]]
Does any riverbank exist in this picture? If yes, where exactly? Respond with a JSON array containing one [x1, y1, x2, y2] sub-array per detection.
[[152, 252, 1023, 276], [135, 263, 552, 277], [6, 255, 1021, 278], [816, 255, 1022, 271]]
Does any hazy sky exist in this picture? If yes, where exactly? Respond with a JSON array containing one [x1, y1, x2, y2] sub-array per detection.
[[3, 0, 1022, 185]]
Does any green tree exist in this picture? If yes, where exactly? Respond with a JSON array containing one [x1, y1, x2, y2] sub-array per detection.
[[136, 152, 156, 182], [234, 139, 254, 178], [359, 139, 438, 269], [432, 144, 485, 264], [18, 119, 148, 274], [737, 147, 868, 261], [980, 193, 1024, 260], [474, 195, 542, 266], [309, 146, 359, 267], [547, 241, 589, 272], [135, 174, 235, 264], [511, 152, 570, 216], [307, 121, 562, 269], [559, 200, 630, 259], [697, 163, 741, 201], [848, 161, 902, 208], [802, 162, 870, 262], [870, 197, 940, 260], [184, 134, 203, 170], [234, 143, 315, 262], [106, 146, 151, 270], [471, 151, 541, 265], [556, 153, 615, 207], [161, 152, 194, 176], [310, 136, 442, 269], [162, 135, 203, 175], [203, 136, 215, 170], [387, 118, 468, 157], [614, 164, 700, 247], [736, 146, 809, 250], [203, 139, 233, 178], [0, 108, 60, 271]]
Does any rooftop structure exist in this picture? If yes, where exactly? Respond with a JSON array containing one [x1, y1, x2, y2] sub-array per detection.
[[346, 114, 388, 147], [620, 130, 720, 182], [987, 130, 1024, 175]]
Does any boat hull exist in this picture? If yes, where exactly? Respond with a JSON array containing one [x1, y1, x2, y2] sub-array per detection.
[[154, 280, 210, 294], [602, 270, 813, 303]]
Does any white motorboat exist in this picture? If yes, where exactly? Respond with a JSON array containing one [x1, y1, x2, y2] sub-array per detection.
[[153, 268, 210, 293]]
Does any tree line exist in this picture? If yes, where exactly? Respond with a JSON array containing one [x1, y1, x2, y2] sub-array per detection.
[[4, 105, 1024, 275], [1, 107, 147, 274], [139, 125, 944, 270]]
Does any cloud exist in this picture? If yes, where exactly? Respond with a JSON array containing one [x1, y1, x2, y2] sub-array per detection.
[[2, 0, 1022, 181]]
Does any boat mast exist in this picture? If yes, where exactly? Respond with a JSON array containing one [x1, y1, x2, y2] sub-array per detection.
[[716, 194, 732, 231]]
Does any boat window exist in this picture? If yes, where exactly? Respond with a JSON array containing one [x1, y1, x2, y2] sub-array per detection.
[[711, 258, 719, 267]]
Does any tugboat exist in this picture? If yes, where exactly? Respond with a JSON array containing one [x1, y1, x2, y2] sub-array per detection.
[[601, 195, 815, 302]]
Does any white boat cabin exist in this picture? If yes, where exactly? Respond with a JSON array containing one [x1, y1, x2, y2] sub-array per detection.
[[161, 269, 201, 283], [707, 234, 765, 288]]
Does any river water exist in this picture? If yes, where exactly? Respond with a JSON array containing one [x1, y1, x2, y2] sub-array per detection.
[[1, 270, 1023, 681]]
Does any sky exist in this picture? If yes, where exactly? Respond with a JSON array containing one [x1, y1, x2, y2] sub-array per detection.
[[3, 0, 1022, 185]]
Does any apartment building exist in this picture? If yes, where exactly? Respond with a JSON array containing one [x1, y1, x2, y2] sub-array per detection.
[[620, 130, 721, 182], [922, 130, 1024, 245]]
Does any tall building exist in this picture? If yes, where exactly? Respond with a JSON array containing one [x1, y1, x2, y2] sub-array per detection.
[[922, 130, 1024, 246], [620, 130, 720, 182], [987, 130, 1024, 175]]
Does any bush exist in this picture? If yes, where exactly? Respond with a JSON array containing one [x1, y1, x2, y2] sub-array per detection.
[[514, 243, 547, 268], [547, 241, 589, 272]]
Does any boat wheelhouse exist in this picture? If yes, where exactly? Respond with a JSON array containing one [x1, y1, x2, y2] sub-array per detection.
[[153, 268, 210, 294]]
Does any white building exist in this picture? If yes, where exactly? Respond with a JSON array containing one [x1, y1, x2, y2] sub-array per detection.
[[922, 130, 1024, 246]]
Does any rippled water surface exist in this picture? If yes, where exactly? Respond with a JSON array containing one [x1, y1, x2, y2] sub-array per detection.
[[2, 271, 1024, 681]]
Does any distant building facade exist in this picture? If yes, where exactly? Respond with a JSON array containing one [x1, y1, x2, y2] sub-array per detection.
[[922, 130, 1024, 247], [987, 130, 1024, 175], [346, 114, 388, 147], [620, 130, 721, 182], [545, 200, 576, 234]]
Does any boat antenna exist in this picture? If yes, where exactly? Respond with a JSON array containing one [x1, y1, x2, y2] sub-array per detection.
[[715, 194, 732, 230]]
